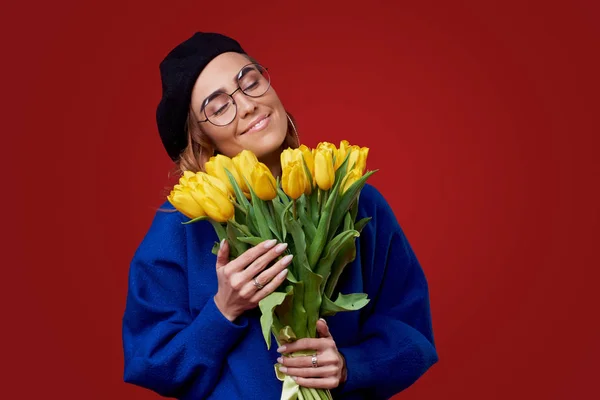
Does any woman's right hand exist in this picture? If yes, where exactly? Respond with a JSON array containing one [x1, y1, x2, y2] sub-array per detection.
[[213, 239, 292, 321]]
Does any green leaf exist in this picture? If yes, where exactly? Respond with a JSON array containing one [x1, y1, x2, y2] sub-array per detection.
[[297, 195, 316, 243], [233, 202, 247, 226], [247, 184, 272, 240], [258, 291, 288, 349], [274, 287, 296, 338], [247, 206, 259, 237], [349, 193, 359, 223], [324, 235, 358, 299], [209, 220, 227, 242], [182, 215, 210, 224], [310, 189, 319, 226], [320, 292, 370, 317], [280, 200, 294, 240], [315, 229, 359, 279], [354, 217, 372, 233], [343, 211, 353, 232], [266, 201, 283, 242], [277, 187, 291, 206], [290, 279, 307, 338], [307, 187, 339, 268], [236, 236, 265, 246], [334, 151, 351, 184], [224, 168, 250, 210], [302, 266, 324, 338], [328, 170, 377, 242], [228, 219, 251, 237], [271, 197, 286, 242], [226, 222, 247, 257], [285, 216, 310, 274], [301, 155, 314, 190], [211, 241, 220, 256]]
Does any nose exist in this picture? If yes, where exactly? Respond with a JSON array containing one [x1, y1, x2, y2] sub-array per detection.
[[234, 91, 258, 119]]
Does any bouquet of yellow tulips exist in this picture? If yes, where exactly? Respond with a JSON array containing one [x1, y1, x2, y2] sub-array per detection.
[[168, 140, 375, 400]]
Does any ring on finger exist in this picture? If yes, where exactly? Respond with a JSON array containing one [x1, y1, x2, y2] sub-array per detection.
[[253, 277, 265, 290], [311, 354, 318, 368]]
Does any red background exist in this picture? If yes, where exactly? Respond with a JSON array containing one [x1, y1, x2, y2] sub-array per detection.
[[2, 0, 599, 399]]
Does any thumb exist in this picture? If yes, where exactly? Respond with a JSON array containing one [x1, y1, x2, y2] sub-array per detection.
[[316, 318, 331, 338], [216, 239, 229, 269]]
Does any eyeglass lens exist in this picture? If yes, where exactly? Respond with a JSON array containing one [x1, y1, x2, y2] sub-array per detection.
[[203, 64, 270, 126]]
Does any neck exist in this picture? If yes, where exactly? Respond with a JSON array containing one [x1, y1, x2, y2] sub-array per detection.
[[260, 148, 282, 178]]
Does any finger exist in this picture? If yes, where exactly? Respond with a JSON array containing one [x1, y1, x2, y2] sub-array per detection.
[[280, 365, 338, 379], [291, 376, 339, 390], [216, 239, 229, 269], [316, 319, 331, 338], [248, 268, 289, 303], [278, 352, 338, 368], [227, 239, 279, 273], [278, 338, 327, 354], [239, 242, 289, 280], [253, 253, 293, 285], [241, 254, 292, 299]]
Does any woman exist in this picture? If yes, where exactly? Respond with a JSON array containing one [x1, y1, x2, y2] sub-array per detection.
[[122, 32, 438, 399]]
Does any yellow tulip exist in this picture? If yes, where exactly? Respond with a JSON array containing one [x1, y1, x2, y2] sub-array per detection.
[[298, 144, 315, 179], [282, 160, 307, 199], [205, 154, 242, 195], [355, 146, 369, 174], [179, 170, 197, 187], [336, 140, 351, 169], [337, 140, 369, 173], [281, 147, 313, 195], [232, 150, 259, 194], [341, 168, 362, 194], [280, 148, 298, 169], [314, 148, 335, 190], [167, 184, 206, 219], [249, 162, 277, 201], [190, 173, 234, 222]]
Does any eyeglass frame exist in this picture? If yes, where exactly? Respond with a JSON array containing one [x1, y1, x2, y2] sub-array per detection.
[[196, 63, 271, 127]]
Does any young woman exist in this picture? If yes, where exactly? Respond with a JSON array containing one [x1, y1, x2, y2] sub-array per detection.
[[122, 32, 438, 400]]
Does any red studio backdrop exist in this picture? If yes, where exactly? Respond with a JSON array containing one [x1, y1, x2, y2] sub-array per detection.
[[2, 0, 598, 399]]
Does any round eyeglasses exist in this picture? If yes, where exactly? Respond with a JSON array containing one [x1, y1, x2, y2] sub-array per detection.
[[198, 63, 271, 127]]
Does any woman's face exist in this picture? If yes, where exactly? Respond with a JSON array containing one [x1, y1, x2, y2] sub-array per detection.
[[190, 52, 288, 160]]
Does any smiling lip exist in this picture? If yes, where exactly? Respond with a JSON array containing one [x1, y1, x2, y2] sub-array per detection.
[[241, 114, 270, 135]]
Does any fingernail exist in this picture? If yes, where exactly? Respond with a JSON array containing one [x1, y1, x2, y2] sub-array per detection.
[[277, 345, 286, 353], [319, 318, 326, 324], [281, 254, 293, 265], [220, 239, 226, 249], [277, 357, 283, 364], [279, 366, 288, 373], [275, 243, 288, 253], [291, 376, 297, 381], [263, 239, 277, 249], [278, 269, 288, 279]]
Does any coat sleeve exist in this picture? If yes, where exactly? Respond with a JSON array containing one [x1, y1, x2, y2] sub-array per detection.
[[122, 207, 249, 399], [335, 186, 438, 399]]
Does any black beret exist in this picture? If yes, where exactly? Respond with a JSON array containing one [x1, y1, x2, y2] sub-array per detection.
[[156, 32, 247, 161]]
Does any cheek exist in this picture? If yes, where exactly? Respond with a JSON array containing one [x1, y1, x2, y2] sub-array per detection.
[[203, 125, 238, 150]]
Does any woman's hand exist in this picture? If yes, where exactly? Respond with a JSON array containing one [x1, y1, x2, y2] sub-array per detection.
[[276, 319, 347, 389], [214, 239, 292, 321]]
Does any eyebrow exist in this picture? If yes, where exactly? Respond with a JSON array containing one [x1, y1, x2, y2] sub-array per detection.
[[200, 65, 255, 111]]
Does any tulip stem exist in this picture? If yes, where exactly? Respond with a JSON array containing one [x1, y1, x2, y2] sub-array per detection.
[[293, 199, 297, 220]]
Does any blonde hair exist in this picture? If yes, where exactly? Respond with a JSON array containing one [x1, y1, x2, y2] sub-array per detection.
[[173, 109, 300, 175]]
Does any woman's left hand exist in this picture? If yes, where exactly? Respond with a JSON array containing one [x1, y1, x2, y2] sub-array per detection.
[[276, 319, 347, 389]]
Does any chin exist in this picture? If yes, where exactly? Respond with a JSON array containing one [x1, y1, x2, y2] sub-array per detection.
[[243, 117, 287, 157]]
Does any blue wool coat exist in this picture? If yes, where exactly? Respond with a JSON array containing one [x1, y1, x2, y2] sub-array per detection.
[[122, 184, 438, 399]]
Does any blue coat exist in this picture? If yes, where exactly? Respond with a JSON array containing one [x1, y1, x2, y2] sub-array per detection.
[[122, 184, 438, 399]]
